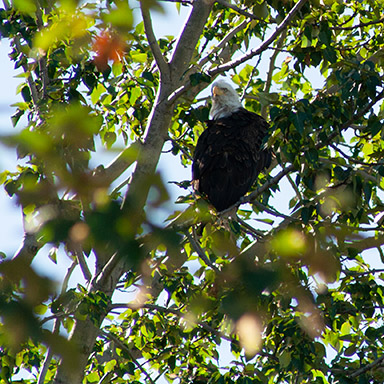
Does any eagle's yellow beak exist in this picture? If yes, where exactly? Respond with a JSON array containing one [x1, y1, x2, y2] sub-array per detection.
[[212, 85, 224, 97]]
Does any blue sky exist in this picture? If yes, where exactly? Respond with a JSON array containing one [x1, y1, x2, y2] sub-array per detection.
[[0, 40, 24, 256]]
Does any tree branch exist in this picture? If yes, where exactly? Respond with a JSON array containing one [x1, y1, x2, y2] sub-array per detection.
[[13, 231, 41, 262], [71, 246, 92, 282], [110, 303, 234, 342], [244, 87, 384, 206], [140, 3, 170, 79], [157, 0, 193, 4], [331, 16, 384, 31], [244, 165, 295, 205], [55, 2, 214, 382], [198, 20, 249, 68], [207, 0, 308, 77], [185, 229, 221, 273], [169, 0, 214, 82], [168, 0, 307, 103], [236, 215, 265, 238], [215, 0, 261, 20], [92, 143, 140, 187], [2, 0, 41, 110], [261, 30, 286, 119], [101, 330, 156, 384], [38, 260, 77, 384], [349, 355, 384, 378]]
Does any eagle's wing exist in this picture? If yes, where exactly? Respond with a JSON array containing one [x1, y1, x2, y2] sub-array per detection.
[[192, 108, 271, 211]]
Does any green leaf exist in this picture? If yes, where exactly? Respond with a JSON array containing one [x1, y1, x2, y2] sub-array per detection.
[[102, 1, 133, 29], [13, 0, 37, 14], [131, 52, 147, 63], [279, 350, 291, 368], [189, 72, 211, 86], [48, 247, 58, 264], [86, 371, 99, 383]]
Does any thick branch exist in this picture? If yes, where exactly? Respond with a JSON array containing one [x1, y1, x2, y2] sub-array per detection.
[[38, 261, 77, 384], [13, 231, 41, 262], [169, 0, 214, 82], [92, 143, 139, 187], [55, 2, 214, 382]]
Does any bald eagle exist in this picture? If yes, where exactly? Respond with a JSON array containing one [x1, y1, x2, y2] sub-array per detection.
[[192, 80, 271, 212]]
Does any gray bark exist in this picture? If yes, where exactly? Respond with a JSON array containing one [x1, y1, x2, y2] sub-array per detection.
[[53, 1, 213, 382]]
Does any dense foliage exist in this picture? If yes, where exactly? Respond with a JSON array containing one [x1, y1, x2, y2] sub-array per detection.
[[1, 0, 384, 383]]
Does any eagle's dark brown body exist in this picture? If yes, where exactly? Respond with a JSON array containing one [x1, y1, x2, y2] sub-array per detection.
[[192, 108, 271, 211]]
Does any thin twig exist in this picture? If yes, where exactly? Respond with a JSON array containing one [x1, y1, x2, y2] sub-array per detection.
[[247, 88, 384, 204], [157, 0, 193, 4], [236, 215, 265, 238], [244, 165, 295, 204], [216, 0, 261, 20], [331, 16, 384, 31], [286, 173, 303, 203], [93, 251, 122, 289], [261, 30, 286, 118], [349, 355, 384, 378], [35, 5, 49, 98], [101, 331, 156, 384], [169, 0, 307, 104], [316, 89, 384, 150], [240, 54, 263, 102], [185, 228, 221, 273], [253, 201, 295, 221], [198, 20, 248, 68], [75, 248, 92, 282], [140, 3, 170, 78], [330, 143, 383, 166], [110, 303, 234, 342], [343, 268, 384, 276], [208, 0, 308, 77]]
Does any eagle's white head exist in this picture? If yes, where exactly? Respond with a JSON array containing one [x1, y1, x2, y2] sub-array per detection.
[[209, 80, 242, 120]]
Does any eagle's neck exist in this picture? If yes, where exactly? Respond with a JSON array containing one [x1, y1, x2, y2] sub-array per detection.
[[210, 100, 242, 120]]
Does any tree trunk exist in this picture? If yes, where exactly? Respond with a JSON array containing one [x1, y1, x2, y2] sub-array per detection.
[[53, 1, 213, 381]]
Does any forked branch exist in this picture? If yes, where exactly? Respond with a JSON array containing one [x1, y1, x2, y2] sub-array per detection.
[[208, 0, 308, 77]]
